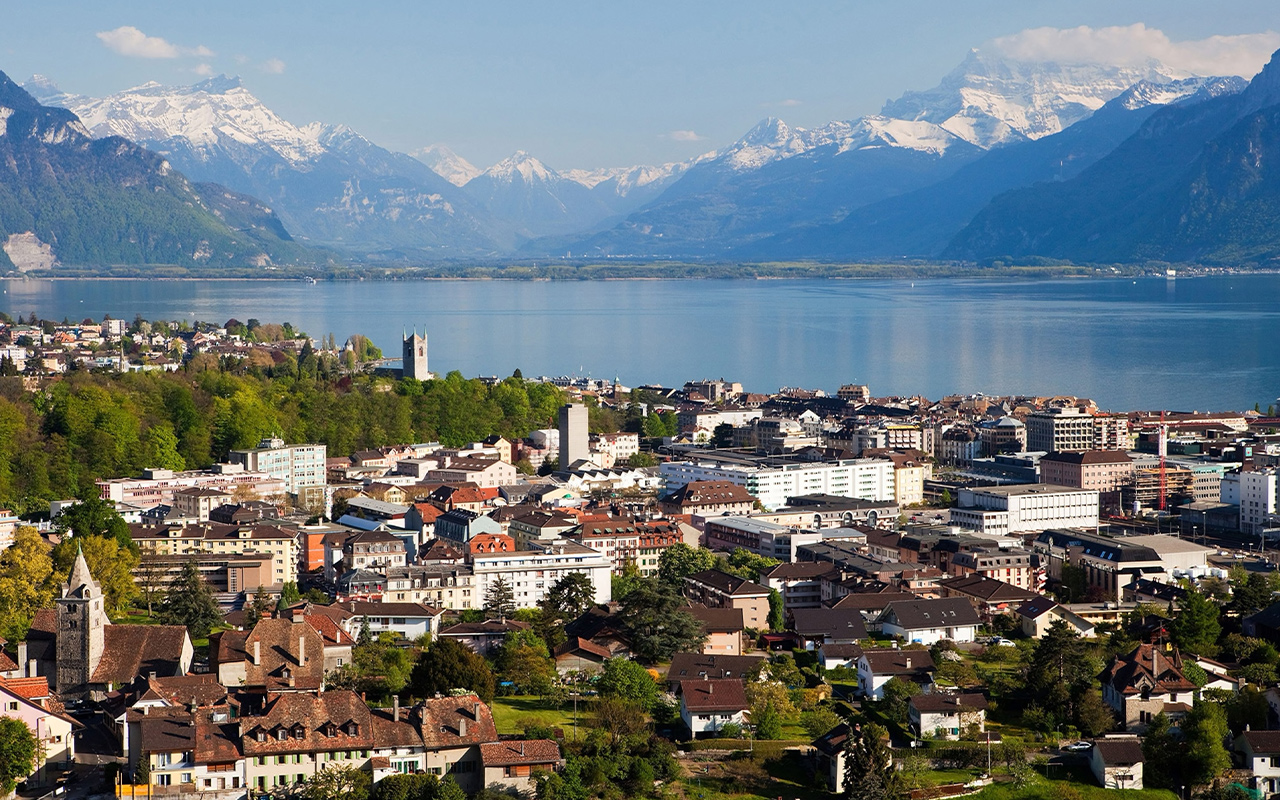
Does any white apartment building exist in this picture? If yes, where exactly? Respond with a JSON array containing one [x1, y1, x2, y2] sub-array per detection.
[[229, 437, 327, 495], [1026, 407, 1095, 453], [660, 455, 894, 511], [470, 539, 612, 608], [590, 433, 641, 469], [97, 467, 287, 508], [951, 484, 1099, 535], [1240, 469, 1279, 535]]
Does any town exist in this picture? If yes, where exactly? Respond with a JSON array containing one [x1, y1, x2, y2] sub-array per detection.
[[2, 315, 1280, 800]]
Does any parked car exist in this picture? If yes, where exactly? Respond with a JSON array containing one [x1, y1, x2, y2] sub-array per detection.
[[1061, 741, 1092, 752]]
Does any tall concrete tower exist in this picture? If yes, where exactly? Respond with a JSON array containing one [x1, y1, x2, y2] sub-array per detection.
[[56, 544, 108, 696], [558, 403, 589, 471], [402, 328, 428, 380]]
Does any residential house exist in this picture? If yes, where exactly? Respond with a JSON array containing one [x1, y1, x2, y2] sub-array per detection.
[[128, 705, 243, 796], [438, 620, 531, 656], [857, 649, 935, 699], [659, 481, 756, 518], [1100, 645, 1198, 732], [1235, 730, 1280, 796], [480, 740, 562, 794], [817, 643, 863, 671], [790, 608, 868, 649], [665, 653, 764, 692], [471, 539, 612, 609], [1089, 738, 1144, 790], [683, 570, 771, 630], [938, 575, 1037, 619], [909, 693, 987, 740], [678, 679, 750, 738], [335, 602, 443, 641], [876, 598, 981, 645], [687, 605, 745, 656], [435, 509, 503, 544], [812, 724, 852, 793], [0, 677, 77, 783], [1017, 596, 1098, 638], [342, 531, 408, 574], [552, 639, 613, 674], [760, 562, 834, 612]]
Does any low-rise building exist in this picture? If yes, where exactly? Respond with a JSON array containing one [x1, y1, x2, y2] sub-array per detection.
[[687, 605, 745, 656], [760, 562, 833, 611], [130, 521, 300, 588], [1100, 645, 1197, 732], [1236, 731, 1280, 796], [1017, 596, 1097, 638], [471, 540, 612, 609], [951, 484, 1100, 535], [479, 740, 562, 794], [678, 679, 749, 738], [1039, 450, 1134, 492], [1089, 738, 1144, 790], [909, 693, 987, 740], [683, 570, 772, 630], [876, 598, 981, 645], [856, 648, 935, 699], [659, 481, 756, 517]]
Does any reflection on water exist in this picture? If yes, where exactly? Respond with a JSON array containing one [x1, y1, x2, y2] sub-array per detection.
[[3, 275, 1278, 411]]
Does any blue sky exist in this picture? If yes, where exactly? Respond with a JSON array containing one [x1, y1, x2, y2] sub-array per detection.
[[2, 1, 1278, 170]]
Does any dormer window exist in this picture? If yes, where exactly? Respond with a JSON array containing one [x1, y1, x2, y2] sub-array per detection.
[[293, 726, 305, 740], [346, 722, 359, 736], [256, 730, 266, 742], [324, 723, 337, 737], [276, 728, 287, 741]]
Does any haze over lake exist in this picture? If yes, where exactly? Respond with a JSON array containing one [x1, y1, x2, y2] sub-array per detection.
[[4, 275, 1276, 412]]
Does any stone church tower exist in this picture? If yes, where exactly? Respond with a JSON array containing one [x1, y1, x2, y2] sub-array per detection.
[[56, 545, 108, 695], [402, 328, 428, 380]]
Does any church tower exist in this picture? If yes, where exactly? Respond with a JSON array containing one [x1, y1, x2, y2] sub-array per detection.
[[56, 544, 108, 696], [402, 328, 428, 380]]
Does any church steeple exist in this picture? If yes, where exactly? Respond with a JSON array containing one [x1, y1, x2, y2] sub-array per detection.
[[64, 541, 100, 599]]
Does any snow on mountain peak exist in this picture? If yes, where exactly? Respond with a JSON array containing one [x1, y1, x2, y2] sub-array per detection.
[[882, 48, 1188, 147], [413, 144, 481, 187], [64, 75, 325, 165], [482, 150, 559, 183]]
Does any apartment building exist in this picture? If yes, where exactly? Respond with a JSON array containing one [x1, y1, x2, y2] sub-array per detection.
[[660, 453, 894, 511], [1026, 407, 1095, 453], [950, 484, 1100, 535], [1039, 450, 1134, 492], [229, 438, 328, 495], [130, 521, 300, 587], [470, 539, 612, 608]]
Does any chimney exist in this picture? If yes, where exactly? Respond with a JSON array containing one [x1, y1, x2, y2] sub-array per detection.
[[393, 696, 400, 723], [17, 642, 28, 676], [520, 742, 525, 756], [299, 636, 307, 666], [904, 657, 912, 669], [252, 641, 260, 665], [142, 706, 150, 716], [708, 683, 713, 695], [27, 660, 37, 679], [148, 671, 157, 682], [458, 717, 467, 737]]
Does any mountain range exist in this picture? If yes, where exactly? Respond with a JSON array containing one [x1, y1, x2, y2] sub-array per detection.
[[12, 42, 1280, 268]]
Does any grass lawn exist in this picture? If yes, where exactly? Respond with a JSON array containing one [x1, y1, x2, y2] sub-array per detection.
[[674, 751, 826, 800], [490, 696, 587, 736]]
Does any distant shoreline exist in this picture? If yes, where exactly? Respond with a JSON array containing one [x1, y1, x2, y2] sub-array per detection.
[[3, 262, 1271, 282]]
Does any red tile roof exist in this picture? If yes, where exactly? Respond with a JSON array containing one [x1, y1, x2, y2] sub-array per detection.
[[480, 740, 561, 766]]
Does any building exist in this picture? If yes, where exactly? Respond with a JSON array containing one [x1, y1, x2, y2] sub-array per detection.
[[402, 329, 428, 380], [335, 601, 443, 641], [228, 438, 327, 497], [1039, 451, 1134, 492], [682, 570, 771, 630], [479, 740, 562, 795], [760, 562, 833, 612], [813, 724, 853, 794], [439, 620, 532, 655], [1017, 596, 1097, 638], [1033, 530, 1213, 601], [97, 467, 288, 509], [341, 530, 408, 575], [470, 539, 612, 609], [1027, 407, 1095, 453], [1235, 731, 1280, 796], [664, 653, 764, 690], [426, 457, 518, 489], [938, 575, 1037, 618], [567, 516, 686, 575], [591, 433, 640, 468], [687, 605, 745, 656], [1241, 469, 1278, 535], [435, 509, 503, 544], [703, 516, 818, 562], [558, 404, 589, 470], [1100, 645, 1197, 732], [41, 549, 193, 697], [0, 677, 77, 784], [790, 607, 868, 648], [382, 565, 478, 610], [1089, 738, 1144, 790], [171, 487, 233, 522], [877, 597, 981, 645], [856, 649, 935, 699], [979, 417, 1027, 456], [678, 678, 749, 737], [950, 484, 1100, 535], [660, 481, 756, 517], [659, 453, 895, 511], [909, 693, 987, 740]]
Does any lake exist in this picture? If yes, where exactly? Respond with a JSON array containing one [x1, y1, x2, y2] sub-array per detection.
[[2, 274, 1277, 412]]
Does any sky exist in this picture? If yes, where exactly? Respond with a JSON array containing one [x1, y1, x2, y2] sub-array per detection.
[[2, 1, 1279, 171]]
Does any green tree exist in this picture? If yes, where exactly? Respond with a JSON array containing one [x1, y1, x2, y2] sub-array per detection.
[[802, 707, 844, 739], [158, 560, 223, 639], [281, 581, 302, 605], [247, 584, 273, 622], [1172, 590, 1222, 656], [438, 778, 466, 800], [409, 638, 496, 703], [305, 765, 371, 800], [767, 589, 784, 632], [880, 677, 921, 725], [655, 543, 718, 586], [1026, 620, 1097, 726], [0, 526, 55, 641], [843, 722, 897, 800], [723, 548, 779, 582], [484, 576, 516, 620], [0, 717, 36, 794], [1074, 689, 1116, 737], [1231, 572, 1272, 616], [754, 700, 783, 740], [615, 578, 707, 663], [541, 572, 597, 622], [370, 773, 440, 800], [497, 631, 556, 697], [597, 658, 659, 710], [56, 496, 132, 549], [627, 452, 658, 468], [1183, 700, 1232, 786]]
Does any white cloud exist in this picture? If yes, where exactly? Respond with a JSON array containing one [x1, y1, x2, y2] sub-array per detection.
[[96, 25, 215, 59], [193, 63, 214, 77], [261, 58, 286, 74], [780, 98, 802, 107], [988, 24, 1280, 79], [664, 130, 704, 141], [234, 54, 251, 65]]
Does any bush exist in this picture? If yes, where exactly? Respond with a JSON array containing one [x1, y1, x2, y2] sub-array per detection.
[[718, 723, 743, 739]]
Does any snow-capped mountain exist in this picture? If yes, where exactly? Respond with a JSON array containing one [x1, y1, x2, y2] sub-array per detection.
[[412, 144, 480, 187], [454, 150, 702, 239], [29, 75, 500, 255], [545, 50, 1225, 259]]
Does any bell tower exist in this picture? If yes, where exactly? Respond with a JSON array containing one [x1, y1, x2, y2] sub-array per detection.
[[402, 327, 428, 380], [56, 544, 108, 696]]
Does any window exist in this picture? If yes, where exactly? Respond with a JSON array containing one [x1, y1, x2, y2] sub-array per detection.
[[181, 774, 193, 784], [156, 775, 171, 787]]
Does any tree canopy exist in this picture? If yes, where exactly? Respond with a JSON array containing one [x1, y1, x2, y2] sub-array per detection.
[[614, 578, 706, 663], [158, 560, 223, 639], [409, 638, 496, 703]]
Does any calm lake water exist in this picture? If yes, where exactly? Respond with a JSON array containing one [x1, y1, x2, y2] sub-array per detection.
[[2, 275, 1278, 412]]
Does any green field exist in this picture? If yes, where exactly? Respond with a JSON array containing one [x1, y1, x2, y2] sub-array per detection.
[[490, 696, 588, 736]]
